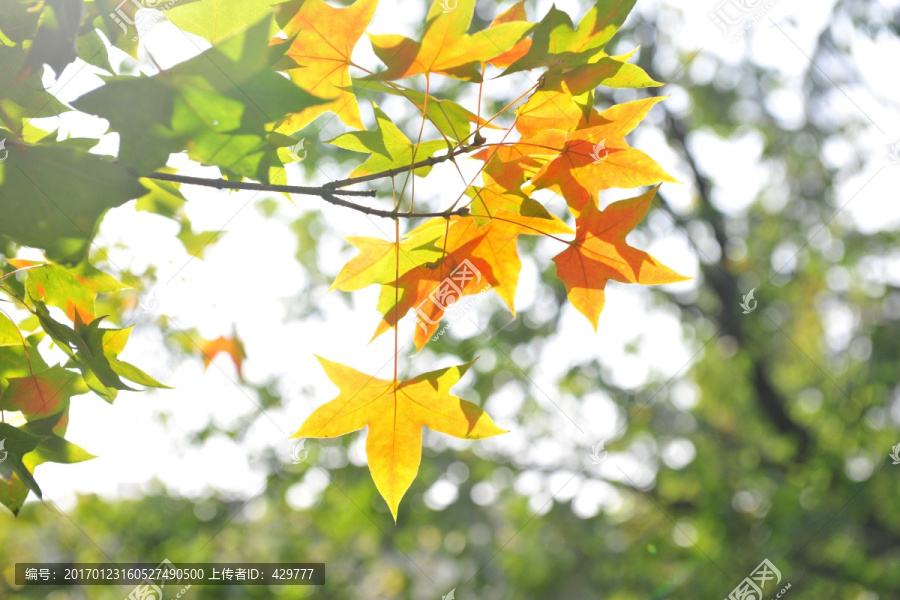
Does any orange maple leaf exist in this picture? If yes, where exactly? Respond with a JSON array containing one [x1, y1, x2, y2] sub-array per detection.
[[371, 230, 496, 349], [469, 146, 543, 195], [485, 0, 533, 68], [294, 357, 505, 520], [519, 97, 678, 213], [371, 198, 569, 350], [199, 333, 246, 379], [552, 185, 689, 329]]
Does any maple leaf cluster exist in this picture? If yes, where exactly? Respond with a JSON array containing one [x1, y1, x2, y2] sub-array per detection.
[[277, 0, 689, 519], [0, 0, 688, 519]]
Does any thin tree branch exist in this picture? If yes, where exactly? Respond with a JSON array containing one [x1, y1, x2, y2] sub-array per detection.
[[146, 170, 471, 218], [144, 144, 482, 218], [145, 172, 377, 197], [320, 192, 469, 219]]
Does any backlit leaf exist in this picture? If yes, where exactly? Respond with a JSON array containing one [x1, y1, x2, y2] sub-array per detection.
[[3, 366, 88, 418], [166, 0, 277, 43], [74, 16, 324, 179], [276, 0, 378, 131], [8, 259, 126, 325], [552, 185, 689, 329], [504, 0, 637, 75], [199, 333, 246, 380], [294, 356, 505, 520], [369, 0, 533, 81], [0, 132, 146, 264], [330, 223, 446, 292], [328, 103, 446, 178]]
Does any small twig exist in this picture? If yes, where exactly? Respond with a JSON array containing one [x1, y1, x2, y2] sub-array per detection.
[[0, 263, 48, 282]]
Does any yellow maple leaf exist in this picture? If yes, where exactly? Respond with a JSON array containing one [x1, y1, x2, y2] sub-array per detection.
[[277, 0, 378, 131], [294, 357, 505, 521]]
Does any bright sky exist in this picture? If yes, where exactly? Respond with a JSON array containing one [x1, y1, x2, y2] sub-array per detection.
[[14, 0, 900, 524]]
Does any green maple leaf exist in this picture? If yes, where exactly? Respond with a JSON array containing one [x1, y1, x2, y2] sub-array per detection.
[[0, 423, 43, 515], [328, 103, 447, 179], [504, 0, 637, 74], [73, 15, 325, 179], [32, 302, 168, 402], [0, 132, 146, 265], [7, 259, 126, 325], [164, 0, 279, 43], [353, 79, 496, 143]]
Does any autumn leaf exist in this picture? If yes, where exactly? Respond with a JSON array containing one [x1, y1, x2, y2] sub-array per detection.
[[470, 145, 544, 194], [8, 259, 126, 326], [354, 79, 500, 142], [485, 0, 533, 68], [368, 0, 533, 82], [370, 231, 497, 349], [199, 333, 247, 380], [515, 79, 591, 137], [328, 102, 447, 178], [552, 185, 689, 329], [515, 53, 660, 137], [372, 205, 570, 349], [4, 366, 88, 418], [0, 313, 24, 347], [504, 0, 637, 75], [466, 170, 566, 226], [329, 222, 446, 292], [294, 357, 505, 520], [439, 215, 565, 315], [526, 97, 678, 213], [276, 0, 378, 131]]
